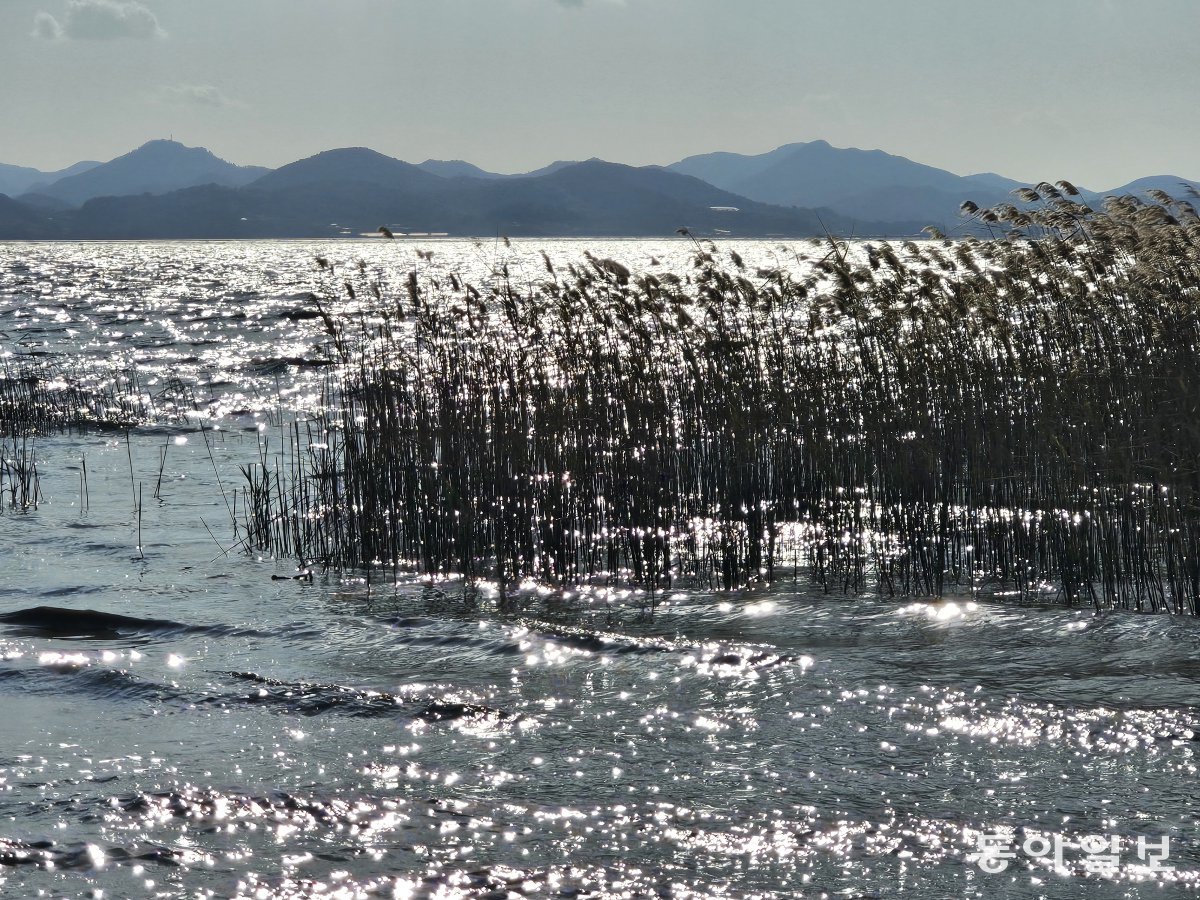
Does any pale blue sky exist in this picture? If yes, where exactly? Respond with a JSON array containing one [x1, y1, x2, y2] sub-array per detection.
[[2, 0, 1196, 188]]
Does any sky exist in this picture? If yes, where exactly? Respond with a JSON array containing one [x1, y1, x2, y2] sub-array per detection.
[[1, 0, 1197, 189]]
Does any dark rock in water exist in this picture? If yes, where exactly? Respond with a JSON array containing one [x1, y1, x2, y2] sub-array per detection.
[[0, 606, 186, 638]]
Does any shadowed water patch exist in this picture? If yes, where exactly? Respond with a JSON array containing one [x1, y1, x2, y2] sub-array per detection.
[[0, 658, 193, 706], [0, 606, 190, 639], [0, 837, 186, 870], [0, 606, 271, 640]]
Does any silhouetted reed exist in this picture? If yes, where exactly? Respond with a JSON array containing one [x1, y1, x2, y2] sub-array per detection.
[[244, 187, 1200, 613], [0, 359, 195, 517], [0, 434, 42, 510], [0, 358, 167, 434]]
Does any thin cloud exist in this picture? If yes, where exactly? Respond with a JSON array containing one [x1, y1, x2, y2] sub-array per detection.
[[33, 0, 165, 41], [32, 11, 63, 39], [158, 84, 243, 109]]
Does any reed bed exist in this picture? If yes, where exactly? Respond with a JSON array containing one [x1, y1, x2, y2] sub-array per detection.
[[243, 186, 1200, 612], [0, 357, 189, 435], [0, 358, 194, 514]]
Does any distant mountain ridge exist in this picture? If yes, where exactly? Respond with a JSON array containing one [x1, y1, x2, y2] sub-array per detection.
[[416, 159, 505, 180], [0, 160, 99, 199], [1096, 175, 1200, 200], [413, 159, 603, 180], [665, 141, 1200, 229], [0, 194, 57, 239], [30, 140, 269, 207], [0, 138, 1197, 240], [50, 155, 895, 239], [666, 140, 1031, 232]]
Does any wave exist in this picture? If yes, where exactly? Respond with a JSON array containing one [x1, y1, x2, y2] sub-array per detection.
[[224, 670, 512, 722], [0, 837, 182, 870], [0, 605, 269, 640]]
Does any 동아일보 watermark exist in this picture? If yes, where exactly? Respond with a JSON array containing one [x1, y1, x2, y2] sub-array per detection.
[[969, 832, 1173, 875]]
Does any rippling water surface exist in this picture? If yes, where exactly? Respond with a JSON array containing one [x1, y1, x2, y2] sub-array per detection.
[[0, 241, 1197, 898]]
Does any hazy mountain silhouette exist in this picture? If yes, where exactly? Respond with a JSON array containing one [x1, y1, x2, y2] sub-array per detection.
[[0, 160, 99, 198], [67, 185, 269, 239], [0, 194, 59, 239], [16, 192, 74, 213], [251, 147, 444, 193], [963, 172, 1025, 192], [518, 160, 583, 179], [416, 159, 505, 180], [477, 159, 864, 236], [2, 138, 1197, 239], [668, 140, 1029, 231], [35, 140, 268, 207], [1100, 175, 1200, 200], [415, 159, 592, 180], [51, 154, 910, 239], [0, 164, 49, 198]]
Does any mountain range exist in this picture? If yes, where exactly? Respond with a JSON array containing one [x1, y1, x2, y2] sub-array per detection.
[[0, 159, 100, 199], [667, 141, 1027, 231], [0, 139, 1195, 240]]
